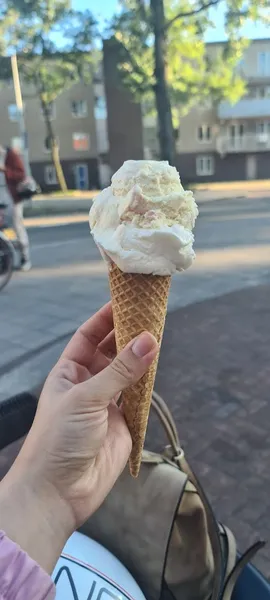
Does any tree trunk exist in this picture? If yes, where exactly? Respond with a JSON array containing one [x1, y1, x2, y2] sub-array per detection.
[[50, 138, 67, 193], [42, 99, 67, 192], [38, 91, 67, 193], [150, 0, 175, 165]]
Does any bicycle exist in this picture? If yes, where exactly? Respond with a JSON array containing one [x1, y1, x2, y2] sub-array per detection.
[[0, 203, 15, 291]]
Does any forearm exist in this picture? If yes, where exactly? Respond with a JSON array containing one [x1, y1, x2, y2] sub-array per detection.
[[0, 531, 55, 600], [0, 462, 73, 574]]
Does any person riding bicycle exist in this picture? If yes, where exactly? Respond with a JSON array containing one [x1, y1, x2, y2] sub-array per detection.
[[0, 145, 31, 271]]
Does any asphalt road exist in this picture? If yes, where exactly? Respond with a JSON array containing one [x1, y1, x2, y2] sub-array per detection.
[[28, 220, 96, 268], [27, 194, 270, 253], [0, 195, 269, 401], [26, 195, 270, 300]]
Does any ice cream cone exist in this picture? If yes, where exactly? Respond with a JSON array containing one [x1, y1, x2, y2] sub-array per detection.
[[90, 160, 198, 473], [109, 262, 171, 477]]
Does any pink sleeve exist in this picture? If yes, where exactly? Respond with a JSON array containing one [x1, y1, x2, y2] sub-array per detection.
[[0, 531, 55, 600]]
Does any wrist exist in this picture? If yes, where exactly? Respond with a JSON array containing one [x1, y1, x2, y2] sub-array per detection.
[[0, 461, 75, 573]]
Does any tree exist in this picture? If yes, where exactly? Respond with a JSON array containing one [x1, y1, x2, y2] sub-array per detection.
[[111, 0, 270, 165], [1, 1, 98, 191]]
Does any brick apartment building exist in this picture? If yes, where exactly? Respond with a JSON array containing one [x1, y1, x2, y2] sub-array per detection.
[[0, 37, 269, 190], [0, 40, 143, 192], [0, 77, 107, 190], [144, 38, 270, 183]]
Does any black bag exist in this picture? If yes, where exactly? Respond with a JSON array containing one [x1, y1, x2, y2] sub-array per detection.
[[16, 176, 40, 200]]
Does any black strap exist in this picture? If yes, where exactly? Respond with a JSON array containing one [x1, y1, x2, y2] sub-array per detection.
[[221, 541, 265, 600], [151, 391, 224, 600]]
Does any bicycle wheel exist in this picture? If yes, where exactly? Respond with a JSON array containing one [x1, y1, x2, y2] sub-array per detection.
[[0, 234, 13, 291]]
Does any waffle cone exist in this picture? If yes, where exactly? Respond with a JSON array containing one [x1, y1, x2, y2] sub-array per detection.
[[109, 262, 171, 477]]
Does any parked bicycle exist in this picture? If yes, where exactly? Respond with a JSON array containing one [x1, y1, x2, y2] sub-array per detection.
[[0, 203, 16, 291]]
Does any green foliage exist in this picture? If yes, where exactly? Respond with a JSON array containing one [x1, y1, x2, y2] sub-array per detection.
[[0, 0, 98, 104], [112, 2, 153, 99], [111, 0, 269, 126]]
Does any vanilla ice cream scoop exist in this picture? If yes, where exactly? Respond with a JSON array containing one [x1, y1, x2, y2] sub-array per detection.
[[89, 160, 198, 276]]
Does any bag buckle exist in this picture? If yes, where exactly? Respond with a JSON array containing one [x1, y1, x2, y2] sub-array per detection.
[[173, 447, 185, 468], [164, 444, 185, 465]]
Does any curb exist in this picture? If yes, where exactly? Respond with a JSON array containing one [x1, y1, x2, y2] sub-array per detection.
[[24, 197, 93, 218], [24, 191, 267, 219], [25, 195, 242, 218]]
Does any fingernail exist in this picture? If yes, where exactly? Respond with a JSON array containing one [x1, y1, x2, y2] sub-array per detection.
[[132, 333, 157, 358]]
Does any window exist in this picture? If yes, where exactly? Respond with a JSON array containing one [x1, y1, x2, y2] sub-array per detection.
[[228, 123, 245, 137], [263, 86, 270, 98], [256, 122, 265, 135], [258, 52, 270, 76], [44, 136, 59, 152], [94, 96, 107, 120], [196, 155, 214, 176], [249, 86, 270, 98], [44, 165, 57, 185], [257, 87, 268, 98], [74, 163, 89, 190], [197, 124, 211, 142], [227, 123, 245, 150], [41, 102, 56, 120], [71, 100, 87, 118], [8, 104, 19, 121], [256, 122, 270, 138], [239, 123, 245, 137], [72, 133, 90, 151], [44, 137, 51, 152], [248, 87, 258, 98]]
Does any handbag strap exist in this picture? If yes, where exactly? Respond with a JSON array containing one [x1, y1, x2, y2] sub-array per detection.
[[219, 524, 237, 582], [150, 391, 224, 600], [151, 390, 180, 453], [221, 541, 265, 600]]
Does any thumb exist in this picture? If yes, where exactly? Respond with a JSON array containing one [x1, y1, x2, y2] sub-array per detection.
[[85, 332, 159, 406]]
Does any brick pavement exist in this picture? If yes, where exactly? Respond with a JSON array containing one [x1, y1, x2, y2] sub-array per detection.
[[1, 284, 270, 577], [152, 283, 270, 577]]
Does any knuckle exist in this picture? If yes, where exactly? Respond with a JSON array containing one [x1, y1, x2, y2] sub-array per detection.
[[111, 356, 135, 385], [56, 358, 76, 380]]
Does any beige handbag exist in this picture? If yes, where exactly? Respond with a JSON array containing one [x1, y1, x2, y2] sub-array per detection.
[[81, 391, 264, 600]]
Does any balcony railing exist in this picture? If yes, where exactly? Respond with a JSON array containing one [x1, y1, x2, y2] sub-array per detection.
[[216, 133, 270, 154]]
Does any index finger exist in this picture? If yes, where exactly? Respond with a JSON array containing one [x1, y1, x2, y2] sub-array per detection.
[[61, 302, 114, 369]]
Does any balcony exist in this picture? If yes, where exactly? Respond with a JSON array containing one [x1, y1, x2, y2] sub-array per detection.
[[218, 98, 270, 120], [216, 133, 270, 154]]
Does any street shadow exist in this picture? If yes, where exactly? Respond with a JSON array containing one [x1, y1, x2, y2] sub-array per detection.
[[195, 197, 270, 251]]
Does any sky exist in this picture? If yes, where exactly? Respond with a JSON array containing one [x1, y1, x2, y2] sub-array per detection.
[[72, 0, 270, 43]]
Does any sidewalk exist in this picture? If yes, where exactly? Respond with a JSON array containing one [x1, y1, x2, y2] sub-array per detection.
[[154, 283, 270, 577], [194, 179, 270, 192], [24, 195, 94, 217], [24, 214, 89, 228], [1, 283, 270, 577], [25, 184, 270, 219]]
